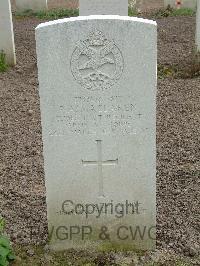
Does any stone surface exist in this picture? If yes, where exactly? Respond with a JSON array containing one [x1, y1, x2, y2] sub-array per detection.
[[36, 15, 157, 250], [15, 0, 47, 11], [0, 0, 16, 65], [79, 0, 128, 16], [164, 0, 197, 9], [196, 0, 200, 51]]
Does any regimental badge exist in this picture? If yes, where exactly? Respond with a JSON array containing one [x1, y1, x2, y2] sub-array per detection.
[[71, 29, 124, 91]]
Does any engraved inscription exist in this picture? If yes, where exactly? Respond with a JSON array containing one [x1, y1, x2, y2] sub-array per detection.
[[82, 140, 118, 198], [48, 95, 143, 136], [71, 29, 124, 91]]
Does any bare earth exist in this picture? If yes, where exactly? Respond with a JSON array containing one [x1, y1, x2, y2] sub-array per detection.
[[137, 0, 164, 12], [0, 9, 199, 266]]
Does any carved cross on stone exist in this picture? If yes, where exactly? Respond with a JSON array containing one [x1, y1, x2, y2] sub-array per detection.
[[82, 140, 118, 197]]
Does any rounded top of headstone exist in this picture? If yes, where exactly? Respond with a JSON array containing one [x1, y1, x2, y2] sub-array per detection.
[[35, 16, 157, 31]]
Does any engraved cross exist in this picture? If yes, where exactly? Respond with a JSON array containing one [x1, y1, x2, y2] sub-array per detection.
[[82, 140, 118, 197]]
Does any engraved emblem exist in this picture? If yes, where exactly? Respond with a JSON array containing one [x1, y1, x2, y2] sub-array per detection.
[[71, 30, 124, 91]]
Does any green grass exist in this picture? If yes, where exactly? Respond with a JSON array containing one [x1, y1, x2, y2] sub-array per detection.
[[14, 9, 36, 18], [36, 8, 78, 19], [15, 6, 195, 20], [15, 8, 78, 19], [153, 7, 195, 19], [14, 7, 138, 19], [158, 65, 177, 79], [15, 7, 139, 19], [128, 7, 139, 17], [0, 51, 8, 73], [170, 7, 195, 17], [0, 216, 15, 266]]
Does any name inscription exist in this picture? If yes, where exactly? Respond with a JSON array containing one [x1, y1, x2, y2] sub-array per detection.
[[48, 95, 142, 136]]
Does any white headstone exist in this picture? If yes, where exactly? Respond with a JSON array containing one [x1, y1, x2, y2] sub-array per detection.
[[36, 16, 157, 251], [79, 0, 128, 16], [0, 0, 16, 66], [164, 0, 197, 9], [15, 0, 47, 11], [196, 1, 200, 51]]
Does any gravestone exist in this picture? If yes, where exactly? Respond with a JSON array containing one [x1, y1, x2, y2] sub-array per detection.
[[164, 0, 197, 9], [0, 0, 16, 66], [15, 0, 47, 11], [196, 0, 200, 51], [79, 0, 128, 16], [36, 15, 157, 250]]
